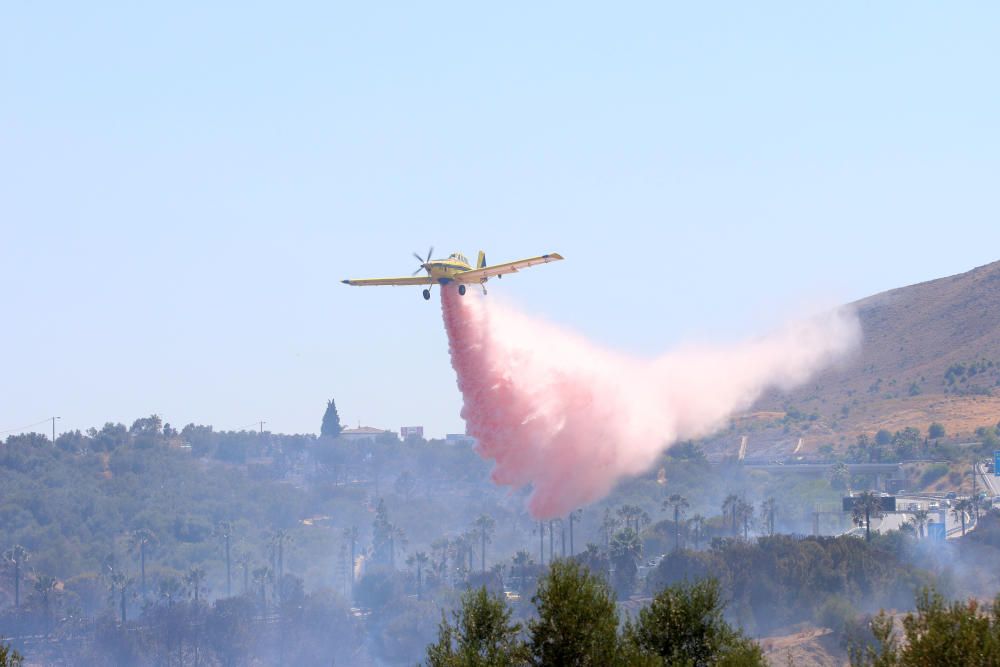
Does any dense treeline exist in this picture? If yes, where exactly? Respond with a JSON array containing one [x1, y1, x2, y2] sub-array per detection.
[[647, 534, 932, 636], [3, 408, 992, 665], [428, 561, 764, 667]]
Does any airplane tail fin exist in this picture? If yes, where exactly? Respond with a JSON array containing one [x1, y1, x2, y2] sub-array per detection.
[[476, 251, 486, 268]]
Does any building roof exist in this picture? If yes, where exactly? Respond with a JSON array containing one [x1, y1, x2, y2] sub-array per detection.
[[341, 426, 391, 435]]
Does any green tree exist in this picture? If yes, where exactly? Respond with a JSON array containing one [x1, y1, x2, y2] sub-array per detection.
[[206, 596, 255, 667], [663, 494, 689, 551], [625, 578, 766, 666], [2, 545, 29, 610], [852, 588, 1000, 666], [830, 462, 851, 491], [474, 514, 496, 573], [0, 642, 24, 667], [928, 422, 946, 439], [851, 492, 886, 542], [426, 587, 528, 666], [529, 559, 621, 666], [875, 429, 892, 447], [320, 399, 343, 438]]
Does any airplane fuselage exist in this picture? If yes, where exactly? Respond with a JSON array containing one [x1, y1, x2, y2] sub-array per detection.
[[424, 257, 475, 283]]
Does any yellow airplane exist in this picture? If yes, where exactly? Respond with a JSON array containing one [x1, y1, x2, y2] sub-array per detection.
[[342, 248, 564, 300]]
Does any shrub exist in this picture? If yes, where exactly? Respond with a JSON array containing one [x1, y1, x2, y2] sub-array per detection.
[[919, 464, 948, 487]]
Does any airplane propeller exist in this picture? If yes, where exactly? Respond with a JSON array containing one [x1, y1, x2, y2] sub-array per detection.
[[411, 246, 434, 275]]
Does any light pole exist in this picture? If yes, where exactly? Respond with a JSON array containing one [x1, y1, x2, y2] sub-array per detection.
[[51, 416, 60, 444]]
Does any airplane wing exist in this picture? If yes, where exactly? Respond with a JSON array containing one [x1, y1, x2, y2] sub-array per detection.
[[456, 253, 564, 282], [341, 276, 437, 287]]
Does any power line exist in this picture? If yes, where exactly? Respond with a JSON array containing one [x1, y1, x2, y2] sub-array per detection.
[[0, 418, 55, 436]]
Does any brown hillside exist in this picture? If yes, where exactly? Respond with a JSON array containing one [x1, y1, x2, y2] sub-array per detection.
[[710, 260, 1000, 457]]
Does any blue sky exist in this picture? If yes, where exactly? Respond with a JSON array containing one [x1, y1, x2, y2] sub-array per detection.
[[2, 2, 999, 437]]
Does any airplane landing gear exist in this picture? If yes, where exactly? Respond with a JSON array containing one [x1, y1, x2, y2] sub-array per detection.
[[481, 283, 488, 295], [422, 289, 431, 300], [458, 284, 467, 296]]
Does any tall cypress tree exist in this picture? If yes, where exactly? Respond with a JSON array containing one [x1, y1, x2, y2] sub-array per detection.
[[321, 399, 343, 437]]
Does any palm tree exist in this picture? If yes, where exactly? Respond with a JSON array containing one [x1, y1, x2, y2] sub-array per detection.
[[912, 509, 930, 539], [548, 520, 557, 563], [760, 497, 777, 537], [609, 528, 642, 597], [431, 537, 450, 582], [343, 526, 359, 595], [511, 550, 532, 591], [158, 576, 183, 606], [109, 573, 134, 624], [663, 494, 690, 551], [3, 545, 29, 610], [851, 491, 886, 542], [235, 549, 252, 595], [185, 566, 207, 603], [473, 514, 496, 572], [390, 524, 408, 570], [953, 498, 973, 536], [214, 521, 234, 597], [33, 574, 57, 632], [535, 521, 545, 565], [617, 505, 643, 533], [737, 499, 755, 540], [722, 494, 740, 536], [268, 529, 292, 599], [252, 566, 272, 607], [567, 509, 583, 556], [490, 563, 507, 591], [127, 528, 157, 600], [688, 514, 706, 549], [578, 543, 610, 580], [638, 509, 652, 534], [408, 551, 430, 599], [600, 509, 618, 549]]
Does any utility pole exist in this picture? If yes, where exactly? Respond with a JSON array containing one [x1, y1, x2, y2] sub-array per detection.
[[258, 421, 266, 435], [51, 416, 60, 444]]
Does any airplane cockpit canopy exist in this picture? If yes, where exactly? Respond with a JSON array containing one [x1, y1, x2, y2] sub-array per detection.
[[449, 252, 469, 264]]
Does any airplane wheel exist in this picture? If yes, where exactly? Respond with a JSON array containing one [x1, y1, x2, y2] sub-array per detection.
[[422, 289, 431, 300], [458, 284, 466, 296]]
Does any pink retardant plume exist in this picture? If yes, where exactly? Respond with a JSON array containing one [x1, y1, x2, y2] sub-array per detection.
[[441, 288, 860, 519]]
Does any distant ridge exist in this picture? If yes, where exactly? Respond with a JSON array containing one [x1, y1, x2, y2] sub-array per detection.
[[710, 260, 1000, 457]]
